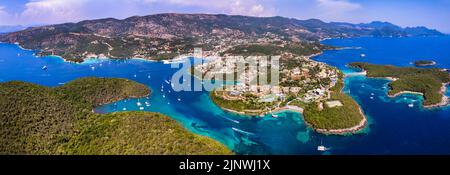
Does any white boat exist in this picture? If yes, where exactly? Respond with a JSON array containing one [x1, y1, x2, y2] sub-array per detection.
[[145, 101, 151, 107], [162, 94, 166, 98], [136, 102, 142, 106], [272, 114, 279, 118], [370, 97, 374, 99], [165, 80, 170, 84], [41, 65, 48, 70], [177, 98, 181, 101], [360, 54, 366, 58], [139, 107, 144, 110], [317, 146, 327, 151], [91, 66, 95, 70], [133, 74, 137, 78], [147, 75, 151, 79], [122, 107, 127, 111], [408, 104, 414, 108], [167, 102, 170, 105]]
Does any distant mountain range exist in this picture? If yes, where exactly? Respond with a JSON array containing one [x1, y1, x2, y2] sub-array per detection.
[[0, 13, 445, 62], [0, 25, 28, 34]]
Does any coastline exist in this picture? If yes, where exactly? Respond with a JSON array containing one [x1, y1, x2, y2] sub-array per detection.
[[6, 42, 171, 64], [423, 83, 450, 109], [353, 67, 449, 109], [217, 99, 367, 135], [210, 52, 368, 135], [313, 107, 367, 135], [311, 73, 368, 135]]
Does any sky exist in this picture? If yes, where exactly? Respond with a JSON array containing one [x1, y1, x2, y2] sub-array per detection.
[[0, 0, 449, 33]]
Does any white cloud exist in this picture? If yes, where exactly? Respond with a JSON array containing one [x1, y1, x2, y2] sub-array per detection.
[[316, 0, 361, 11], [1, 0, 274, 25], [0, 6, 12, 25], [140, 0, 274, 17], [315, 0, 362, 21], [21, 0, 89, 24]]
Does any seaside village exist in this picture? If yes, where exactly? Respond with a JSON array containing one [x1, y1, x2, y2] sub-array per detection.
[[195, 55, 341, 111]]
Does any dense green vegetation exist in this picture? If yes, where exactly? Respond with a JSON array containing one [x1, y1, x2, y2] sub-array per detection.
[[303, 74, 365, 130], [224, 43, 328, 57], [0, 77, 231, 155], [62, 112, 232, 155], [349, 62, 450, 106]]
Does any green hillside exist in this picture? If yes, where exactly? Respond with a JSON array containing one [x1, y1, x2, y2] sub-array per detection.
[[0, 77, 231, 155]]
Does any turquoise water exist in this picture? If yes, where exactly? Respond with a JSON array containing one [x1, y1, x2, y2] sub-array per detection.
[[1, 36, 450, 155]]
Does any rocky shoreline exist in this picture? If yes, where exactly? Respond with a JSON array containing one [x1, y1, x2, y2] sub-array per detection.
[[313, 107, 368, 135], [352, 66, 449, 109], [386, 83, 449, 109], [219, 101, 368, 135], [423, 83, 450, 109]]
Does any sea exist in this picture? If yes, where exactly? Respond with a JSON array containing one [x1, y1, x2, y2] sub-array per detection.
[[1, 36, 449, 155]]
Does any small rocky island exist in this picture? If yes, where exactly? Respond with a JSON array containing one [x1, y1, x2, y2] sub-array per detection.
[[349, 62, 450, 108], [414, 60, 436, 67]]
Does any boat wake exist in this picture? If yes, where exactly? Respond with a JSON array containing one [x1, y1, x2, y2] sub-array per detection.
[[221, 116, 240, 124], [232, 127, 254, 135]]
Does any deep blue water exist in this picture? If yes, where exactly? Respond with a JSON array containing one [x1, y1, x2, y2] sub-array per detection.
[[1, 36, 449, 155]]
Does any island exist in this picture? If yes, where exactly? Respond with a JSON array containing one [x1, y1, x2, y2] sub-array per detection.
[[199, 45, 367, 135], [0, 77, 232, 155], [349, 62, 450, 108], [414, 60, 436, 67]]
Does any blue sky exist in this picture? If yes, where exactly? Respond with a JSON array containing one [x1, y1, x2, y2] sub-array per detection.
[[0, 0, 449, 33]]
